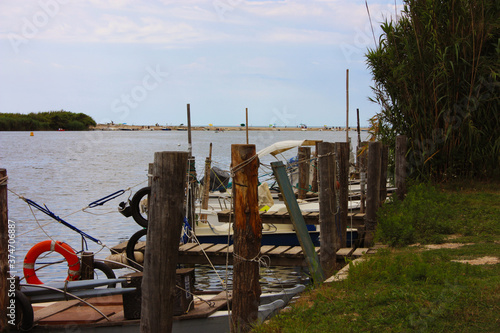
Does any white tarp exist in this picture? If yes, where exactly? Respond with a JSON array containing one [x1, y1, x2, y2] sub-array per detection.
[[256, 140, 320, 158]]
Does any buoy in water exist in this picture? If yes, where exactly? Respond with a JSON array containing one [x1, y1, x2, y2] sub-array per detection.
[[30, 132, 34, 136]]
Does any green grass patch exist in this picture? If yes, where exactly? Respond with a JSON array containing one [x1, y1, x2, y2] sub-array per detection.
[[252, 181, 500, 332]]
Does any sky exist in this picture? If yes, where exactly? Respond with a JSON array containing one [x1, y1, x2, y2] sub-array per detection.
[[0, 0, 401, 127]]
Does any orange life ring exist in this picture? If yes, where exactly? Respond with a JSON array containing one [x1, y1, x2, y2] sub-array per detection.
[[23, 240, 80, 284]]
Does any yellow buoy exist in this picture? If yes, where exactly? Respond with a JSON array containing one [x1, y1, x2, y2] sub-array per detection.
[[30, 132, 34, 136]]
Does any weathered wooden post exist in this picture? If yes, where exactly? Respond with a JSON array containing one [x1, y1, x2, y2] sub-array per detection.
[[200, 143, 212, 224], [318, 142, 337, 276], [140, 151, 188, 333], [298, 146, 311, 200], [365, 142, 382, 247], [1, 169, 8, 332], [80, 252, 95, 280], [311, 149, 319, 193], [336, 142, 349, 248], [272, 161, 325, 283], [358, 142, 368, 213], [395, 135, 407, 201], [231, 144, 262, 333], [379, 145, 389, 205]]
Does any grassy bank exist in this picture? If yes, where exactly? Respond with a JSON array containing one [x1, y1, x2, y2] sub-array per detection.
[[253, 181, 500, 332]]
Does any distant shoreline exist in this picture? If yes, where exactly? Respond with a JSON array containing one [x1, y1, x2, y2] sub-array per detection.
[[92, 124, 370, 132]]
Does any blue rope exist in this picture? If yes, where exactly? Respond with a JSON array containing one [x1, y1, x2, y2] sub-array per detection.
[[181, 217, 192, 244], [88, 190, 125, 208], [25, 198, 102, 245]]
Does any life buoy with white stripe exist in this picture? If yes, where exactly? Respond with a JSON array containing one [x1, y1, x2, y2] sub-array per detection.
[[23, 240, 80, 284]]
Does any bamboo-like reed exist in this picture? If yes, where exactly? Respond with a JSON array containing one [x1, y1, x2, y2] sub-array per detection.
[[366, 0, 499, 180]]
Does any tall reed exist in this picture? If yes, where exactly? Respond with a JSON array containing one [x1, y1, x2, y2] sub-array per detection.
[[366, 0, 499, 180]]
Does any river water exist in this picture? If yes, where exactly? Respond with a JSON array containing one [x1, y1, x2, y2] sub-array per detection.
[[1, 129, 367, 291]]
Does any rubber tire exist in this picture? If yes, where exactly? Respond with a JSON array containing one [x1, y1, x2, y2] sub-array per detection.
[[126, 228, 148, 271], [130, 187, 150, 228], [9, 291, 34, 331], [93, 261, 117, 288]]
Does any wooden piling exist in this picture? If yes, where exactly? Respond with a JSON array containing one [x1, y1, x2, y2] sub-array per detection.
[[318, 142, 337, 276], [140, 151, 188, 333], [336, 142, 349, 248], [395, 135, 407, 201], [80, 252, 94, 280], [311, 142, 320, 193], [298, 146, 311, 200], [231, 144, 262, 333], [200, 143, 212, 223], [379, 145, 389, 205], [365, 142, 382, 247], [272, 161, 324, 283], [1, 169, 8, 332], [358, 142, 368, 213]]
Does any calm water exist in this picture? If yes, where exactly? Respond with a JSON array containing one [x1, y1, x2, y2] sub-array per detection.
[[1, 129, 367, 289]]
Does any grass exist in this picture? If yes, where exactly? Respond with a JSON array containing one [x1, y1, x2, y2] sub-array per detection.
[[252, 180, 500, 332]]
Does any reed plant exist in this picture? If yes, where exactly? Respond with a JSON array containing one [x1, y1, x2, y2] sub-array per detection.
[[366, 0, 499, 180]]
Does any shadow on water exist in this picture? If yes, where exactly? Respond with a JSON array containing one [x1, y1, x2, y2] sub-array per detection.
[[192, 265, 311, 293]]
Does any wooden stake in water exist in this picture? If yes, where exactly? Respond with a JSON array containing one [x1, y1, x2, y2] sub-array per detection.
[[0, 169, 8, 332], [231, 144, 261, 333], [140, 151, 188, 333], [246, 108, 249, 144], [346, 69, 349, 143], [318, 142, 337, 276]]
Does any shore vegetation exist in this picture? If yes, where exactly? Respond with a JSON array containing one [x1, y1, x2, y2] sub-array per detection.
[[0, 110, 96, 131], [253, 181, 500, 332]]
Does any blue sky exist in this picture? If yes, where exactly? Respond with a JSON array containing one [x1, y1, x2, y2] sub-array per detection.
[[0, 0, 401, 127]]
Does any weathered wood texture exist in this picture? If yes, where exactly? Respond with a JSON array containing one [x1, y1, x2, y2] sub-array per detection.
[[358, 142, 368, 213], [271, 161, 325, 283], [395, 135, 407, 201], [140, 151, 188, 333], [336, 142, 349, 249], [200, 144, 212, 223], [297, 146, 311, 200], [318, 142, 337, 276], [379, 144, 389, 205], [0, 169, 8, 332], [365, 142, 382, 246], [231, 144, 262, 333], [80, 251, 95, 280]]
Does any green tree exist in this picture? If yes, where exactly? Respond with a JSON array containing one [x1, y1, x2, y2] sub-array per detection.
[[366, 0, 499, 180]]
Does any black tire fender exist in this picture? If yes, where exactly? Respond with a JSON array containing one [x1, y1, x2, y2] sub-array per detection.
[[126, 228, 148, 271], [9, 290, 34, 331], [93, 261, 117, 287], [130, 187, 150, 228]]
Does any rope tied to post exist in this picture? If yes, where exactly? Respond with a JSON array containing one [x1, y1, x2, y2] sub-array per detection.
[[0, 175, 8, 186], [233, 252, 271, 269], [230, 153, 259, 178]]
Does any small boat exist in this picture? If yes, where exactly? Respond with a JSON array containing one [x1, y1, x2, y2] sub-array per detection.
[[11, 277, 305, 333]]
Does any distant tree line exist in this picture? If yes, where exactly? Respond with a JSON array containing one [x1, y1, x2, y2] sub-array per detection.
[[0, 110, 96, 131]]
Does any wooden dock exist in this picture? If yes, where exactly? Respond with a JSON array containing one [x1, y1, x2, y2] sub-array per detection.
[[217, 210, 366, 228], [110, 241, 368, 267], [176, 243, 368, 266]]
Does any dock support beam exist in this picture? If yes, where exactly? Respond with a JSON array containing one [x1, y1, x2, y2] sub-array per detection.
[[336, 142, 349, 248], [395, 135, 407, 201], [298, 146, 311, 200], [365, 142, 382, 247], [231, 144, 262, 333], [318, 142, 337, 276], [272, 161, 325, 283], [1, 169, 8, 332], [140, 151, 188, 333]]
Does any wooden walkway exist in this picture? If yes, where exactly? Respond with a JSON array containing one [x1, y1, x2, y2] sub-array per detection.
[[217, 210, 366, 228], [177, 242, 368, 266]]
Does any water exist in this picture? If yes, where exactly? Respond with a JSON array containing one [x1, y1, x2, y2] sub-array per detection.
[[1, 129, 367, 290]]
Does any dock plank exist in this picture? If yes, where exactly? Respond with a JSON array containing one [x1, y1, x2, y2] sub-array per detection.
[[268, 246, 292, 255], [174, 291, 231, 321], [204, 244, 229, 253], [34, 299, 80, 322]]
